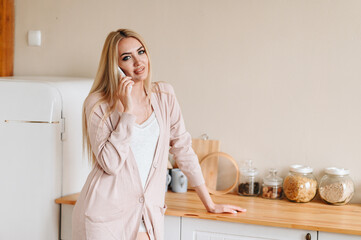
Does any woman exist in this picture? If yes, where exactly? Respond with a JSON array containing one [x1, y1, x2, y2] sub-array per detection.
[[72, 29, 246, 240]]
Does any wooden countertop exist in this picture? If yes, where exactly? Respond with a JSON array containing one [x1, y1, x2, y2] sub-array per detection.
[[55, 191, 361, 236]]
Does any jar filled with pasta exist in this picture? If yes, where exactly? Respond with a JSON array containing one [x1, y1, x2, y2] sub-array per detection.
[[283, 165, 317, 203], [319, 167, 354, 205]]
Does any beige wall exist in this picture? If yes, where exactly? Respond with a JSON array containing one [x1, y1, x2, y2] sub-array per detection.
[[14, 0, 361, 202]]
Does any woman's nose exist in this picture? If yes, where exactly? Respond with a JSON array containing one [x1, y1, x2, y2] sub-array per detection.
[[133, 56, 141, 66]]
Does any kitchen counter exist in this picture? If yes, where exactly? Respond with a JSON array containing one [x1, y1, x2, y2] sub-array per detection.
[[55, 190, 361, 236]]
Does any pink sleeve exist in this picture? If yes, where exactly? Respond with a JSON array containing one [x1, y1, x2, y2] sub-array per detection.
[[167, 85, 205, 187], [85, 98, 135, 175]]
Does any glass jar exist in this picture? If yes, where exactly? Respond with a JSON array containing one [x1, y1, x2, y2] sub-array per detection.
[[238, 160, 260, 196], [283, 165, 317, 203], [262, 168, 283, 199], [319, 167, 354, 205]]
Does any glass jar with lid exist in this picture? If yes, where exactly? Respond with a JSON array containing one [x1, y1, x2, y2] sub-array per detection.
[[238, 160, 260, 196], [262, 168, 283, 199], [319, 167, 354, 205], [283, 165, 317, 203]]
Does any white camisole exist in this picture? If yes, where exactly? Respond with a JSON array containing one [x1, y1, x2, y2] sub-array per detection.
[[129, 112, 160, 232]]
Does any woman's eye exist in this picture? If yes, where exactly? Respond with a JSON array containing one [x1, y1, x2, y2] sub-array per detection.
[[138, 50, 145, 55], [122, 56, 131, 61]]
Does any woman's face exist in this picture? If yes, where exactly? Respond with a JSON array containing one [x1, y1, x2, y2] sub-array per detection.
[[117, 37, 149, 82]]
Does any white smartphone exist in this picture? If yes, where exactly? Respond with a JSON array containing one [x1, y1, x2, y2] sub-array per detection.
[[118, 66, 126, 78], [118, 66, 132, 92]]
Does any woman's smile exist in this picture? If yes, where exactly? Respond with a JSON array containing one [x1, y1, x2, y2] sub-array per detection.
[[134, 66, 145, 74]]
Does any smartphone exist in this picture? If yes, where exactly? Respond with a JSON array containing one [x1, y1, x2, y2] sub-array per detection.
[[118, 66, 132, 92], [118, 66, 126, 78]]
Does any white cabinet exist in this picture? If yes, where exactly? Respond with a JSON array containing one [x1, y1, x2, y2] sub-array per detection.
[[181, 217, 317, 240], [60, 205, 74, 240], [164, 216, 181, 240], [318, 232, 361, 240]]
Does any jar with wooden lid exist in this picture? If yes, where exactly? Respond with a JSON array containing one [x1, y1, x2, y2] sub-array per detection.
[[319, 167, 354, 205], [283, 165, 317, 203], [262, 168, 283, 199], [238, 160, 260, 196]]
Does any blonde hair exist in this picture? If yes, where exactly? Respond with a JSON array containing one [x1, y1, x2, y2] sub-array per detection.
[[82, 29, 152, 166]]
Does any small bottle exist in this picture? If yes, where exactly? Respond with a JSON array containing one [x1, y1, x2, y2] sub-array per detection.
[[319, 167, 354, 205], [238, 160, 260, 196], [283, 165, 317, 203], [262, 168, 283, 199]]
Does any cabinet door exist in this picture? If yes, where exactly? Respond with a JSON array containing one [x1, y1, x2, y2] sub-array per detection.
[[181, 217, 317, 240], [165, 216, 181, 240], [319, 232, 361, 240], [60, 205, 74, 240]]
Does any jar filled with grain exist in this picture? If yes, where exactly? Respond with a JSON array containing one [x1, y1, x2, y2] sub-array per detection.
[[262, 168, 283, 200], [319, 167, 354, 205], [238, 160, 260, 196], [283, 165, 317, 203]]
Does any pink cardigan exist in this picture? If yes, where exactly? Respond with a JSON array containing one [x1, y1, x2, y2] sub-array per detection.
[[72, 82, 205, 240]]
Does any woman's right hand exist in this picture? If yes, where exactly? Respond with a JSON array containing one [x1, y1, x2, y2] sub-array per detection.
[[118, 76, 134, 113]]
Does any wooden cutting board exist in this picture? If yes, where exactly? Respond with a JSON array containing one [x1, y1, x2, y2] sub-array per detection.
[[192, 138, 220, 163], [190, 138, 220, 190], [172, 138, 220, 167], [171, 138, 220, 190]]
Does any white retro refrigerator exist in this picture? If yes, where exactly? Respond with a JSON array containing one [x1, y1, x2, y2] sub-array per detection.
[[0, 76, 93, 239]]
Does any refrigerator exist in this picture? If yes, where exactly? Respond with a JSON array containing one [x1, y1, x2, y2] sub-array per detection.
[[0, 76, 93, 239]]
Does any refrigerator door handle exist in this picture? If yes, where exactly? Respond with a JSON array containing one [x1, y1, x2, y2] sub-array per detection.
[[60, 117, 66, 140], [4, 119, 60, 124]]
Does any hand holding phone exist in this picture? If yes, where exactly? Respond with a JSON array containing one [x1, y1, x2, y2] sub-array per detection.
[[117, 66, 133, 112], [118, 66, 132, 92], [118, 66, 126, 78]]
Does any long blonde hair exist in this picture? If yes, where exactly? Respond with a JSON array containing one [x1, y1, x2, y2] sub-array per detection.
[[83, 29, 152, 166]]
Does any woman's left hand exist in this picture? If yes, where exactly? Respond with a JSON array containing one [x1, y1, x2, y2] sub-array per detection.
[[195, 184, 247, 214], [207, 203, 247, 214]]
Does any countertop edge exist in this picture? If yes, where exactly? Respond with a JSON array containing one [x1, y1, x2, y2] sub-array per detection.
[[55, 191, 361, 236]]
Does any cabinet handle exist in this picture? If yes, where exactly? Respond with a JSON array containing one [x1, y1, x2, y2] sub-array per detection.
[[305, 233, 311, 240]]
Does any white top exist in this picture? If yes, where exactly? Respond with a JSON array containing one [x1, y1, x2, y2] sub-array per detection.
[[130, 112, 160, 188], [130, 112, 160, 233]]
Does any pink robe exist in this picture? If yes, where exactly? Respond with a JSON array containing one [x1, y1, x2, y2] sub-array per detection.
[[72, 82, 205, 240]]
